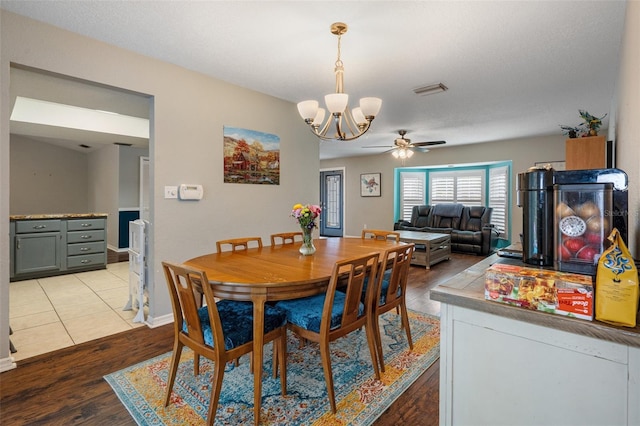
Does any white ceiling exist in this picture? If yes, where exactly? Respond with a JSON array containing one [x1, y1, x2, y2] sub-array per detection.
[[1, 1, 628, 159]]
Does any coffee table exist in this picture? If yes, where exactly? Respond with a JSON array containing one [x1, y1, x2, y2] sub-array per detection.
[[397, 230, 451, 269]]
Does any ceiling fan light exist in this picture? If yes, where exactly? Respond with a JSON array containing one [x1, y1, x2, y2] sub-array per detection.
[[406, 149, 414, 158], [325, 93, 349, 114], [351, 107, 366, 125], [297, 100, 319, 120], [391, 150, 400, 158], [360, 97, 382, 117]]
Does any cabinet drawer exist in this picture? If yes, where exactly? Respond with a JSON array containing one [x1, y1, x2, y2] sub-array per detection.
[[67, 218, 105, 231], [67, 253, 106, 269], [68, 241, 105, 256], [67, 230, 105, 243], [15, 220, 61, 233]]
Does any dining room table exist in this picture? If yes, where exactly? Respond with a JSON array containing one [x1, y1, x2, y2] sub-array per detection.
[[184, 236, 402, 424]]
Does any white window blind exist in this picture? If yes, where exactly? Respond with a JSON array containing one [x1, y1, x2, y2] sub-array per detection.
[[400, 172, 425, 221], [489, 166, 509, 238], [429, 170, 484, 205]]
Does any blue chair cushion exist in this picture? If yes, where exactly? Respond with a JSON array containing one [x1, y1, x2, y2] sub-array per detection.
[[275, 291, 364, 333], [183, 300, 286, 350], [362, 269, 401, 305]]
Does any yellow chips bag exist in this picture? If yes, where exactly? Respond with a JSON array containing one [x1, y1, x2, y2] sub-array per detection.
[[595, 228, 639, 327]]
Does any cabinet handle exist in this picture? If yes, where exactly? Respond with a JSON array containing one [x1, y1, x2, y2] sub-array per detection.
[[81, 259, 92, 264], [80, 223, 92, 228], [80, 247, 90, 251], [16, 240, 20, 250], [33, 225, 46, 229], [81, 235, 92, 239]]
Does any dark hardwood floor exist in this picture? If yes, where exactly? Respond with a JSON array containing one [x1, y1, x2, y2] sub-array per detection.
[[0, 252, 483, 425]]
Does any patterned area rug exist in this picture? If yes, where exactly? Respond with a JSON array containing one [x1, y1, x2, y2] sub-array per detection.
[[105, 310, 439, 425]]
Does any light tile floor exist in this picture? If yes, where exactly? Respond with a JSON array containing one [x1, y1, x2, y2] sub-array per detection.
[[9, 262, 146, 361]]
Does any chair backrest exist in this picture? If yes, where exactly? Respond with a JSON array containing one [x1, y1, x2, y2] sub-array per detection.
[[460, 206, 493, 232], [430, 203, 464, 229], [321, 252, 380, 336], [376, 244, 415, 308], [361, 229, 400, 242], [270, 232, 303, 245], [162, 261, 224, 350], [410, 205, 432, 228], [216, 237, 263, 252]]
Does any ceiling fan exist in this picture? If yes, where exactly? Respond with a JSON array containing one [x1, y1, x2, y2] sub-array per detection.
[[364, 130, 446, 158]]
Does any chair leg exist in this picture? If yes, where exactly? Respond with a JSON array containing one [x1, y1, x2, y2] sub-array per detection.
[[206, 354, 226, 426], [319, 339, 337, 413], [372, 313, 385, 373], [364, 323, 381, 380], [278, 330, 287, 395], [400, 304, 414, 349], [194, 353, 201, 376], [164, 341, 184, 407]]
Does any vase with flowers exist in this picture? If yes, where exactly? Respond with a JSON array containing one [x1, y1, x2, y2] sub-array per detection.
[[291, 203, 322, 255]]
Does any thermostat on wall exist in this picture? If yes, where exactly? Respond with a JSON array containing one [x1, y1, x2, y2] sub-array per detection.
[[178, 184, 203, 200]]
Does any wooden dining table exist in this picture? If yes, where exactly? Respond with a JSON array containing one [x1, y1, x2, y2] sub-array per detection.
[[184, 236, 401, 424]]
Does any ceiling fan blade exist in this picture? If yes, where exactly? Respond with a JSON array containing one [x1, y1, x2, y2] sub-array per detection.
[[409, 146, 431, 152], [411, 140, 446, 147], [363, 145, 394, 149]]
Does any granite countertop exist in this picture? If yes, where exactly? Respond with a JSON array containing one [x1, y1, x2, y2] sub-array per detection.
[[10, 213, 108, 220], [431, 252, 640, 348]]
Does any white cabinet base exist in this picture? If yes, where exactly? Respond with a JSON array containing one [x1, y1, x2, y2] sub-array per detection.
[[439, 304, 640, 426]]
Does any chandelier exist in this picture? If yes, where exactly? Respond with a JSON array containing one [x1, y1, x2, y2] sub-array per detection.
[[297, 22, 382, 141]]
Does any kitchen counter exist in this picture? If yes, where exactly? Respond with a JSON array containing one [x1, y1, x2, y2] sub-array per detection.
[[431, 253, 640, 347], [432, 253, 640, 426], [10, 213, 107, 220]]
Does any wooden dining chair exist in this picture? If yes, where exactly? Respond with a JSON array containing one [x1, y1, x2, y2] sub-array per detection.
[[275, 252, 381, 414], [361, 229, 401, 242], [216, 236, 263, 252], [368, 243, 415, 372], [270, 232, 303, 246], [162, 261, 288, 425]]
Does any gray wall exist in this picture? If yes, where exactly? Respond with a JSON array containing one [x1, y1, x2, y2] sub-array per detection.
[[10, 135, 89, 214], [87, 145, 119, 247], [119, 146, 149, 208], [321, 134, 566, 241]]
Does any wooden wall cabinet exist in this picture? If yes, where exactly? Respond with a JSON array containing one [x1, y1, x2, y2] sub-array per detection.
[[565, 135, 613, 170]]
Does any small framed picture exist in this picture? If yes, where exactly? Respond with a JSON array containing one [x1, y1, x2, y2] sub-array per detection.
[[360, 173, 381, 197]]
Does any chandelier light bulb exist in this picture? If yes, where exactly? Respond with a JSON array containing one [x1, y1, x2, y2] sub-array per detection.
[[297, 100, 319, 121]]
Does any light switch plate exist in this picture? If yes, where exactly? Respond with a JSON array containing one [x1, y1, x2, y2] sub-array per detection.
[[164, 186, 178, 199]]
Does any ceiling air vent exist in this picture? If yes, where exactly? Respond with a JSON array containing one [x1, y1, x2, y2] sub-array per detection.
[[413, 83, 448, 96], [79, 144, 91, 149], [114, 142, 133, 146]]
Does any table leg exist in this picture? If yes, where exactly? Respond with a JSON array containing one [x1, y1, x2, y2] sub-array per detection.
[[252, 294, 266, 425]]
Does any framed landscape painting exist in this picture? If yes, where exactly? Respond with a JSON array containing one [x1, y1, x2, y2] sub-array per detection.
[[360, 173, 381, 197], [223, 126, 280, 185]]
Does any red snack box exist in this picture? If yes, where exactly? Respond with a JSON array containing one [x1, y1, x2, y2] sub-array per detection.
[[485, 263, 594, 321]]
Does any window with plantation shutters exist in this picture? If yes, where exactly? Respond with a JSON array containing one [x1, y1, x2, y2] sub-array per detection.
[[400, 172, 425, 221], [489, 166, 509, 238], [429, 170, 484, 206]]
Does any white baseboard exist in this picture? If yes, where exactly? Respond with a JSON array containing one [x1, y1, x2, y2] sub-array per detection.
[[0, 356, 17, 373], [145, 313, 174, 328]]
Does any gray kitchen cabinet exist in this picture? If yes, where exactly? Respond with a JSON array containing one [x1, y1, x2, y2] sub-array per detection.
[[13, 219, 63, 277], [10, 215, 107, 281], [66, 218, 107, 271]]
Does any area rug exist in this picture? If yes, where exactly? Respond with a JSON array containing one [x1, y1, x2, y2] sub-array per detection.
[[105, 310, 439, 425]]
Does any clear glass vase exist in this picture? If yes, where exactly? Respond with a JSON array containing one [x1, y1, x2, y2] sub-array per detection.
[[299, 227, 316, 255]]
